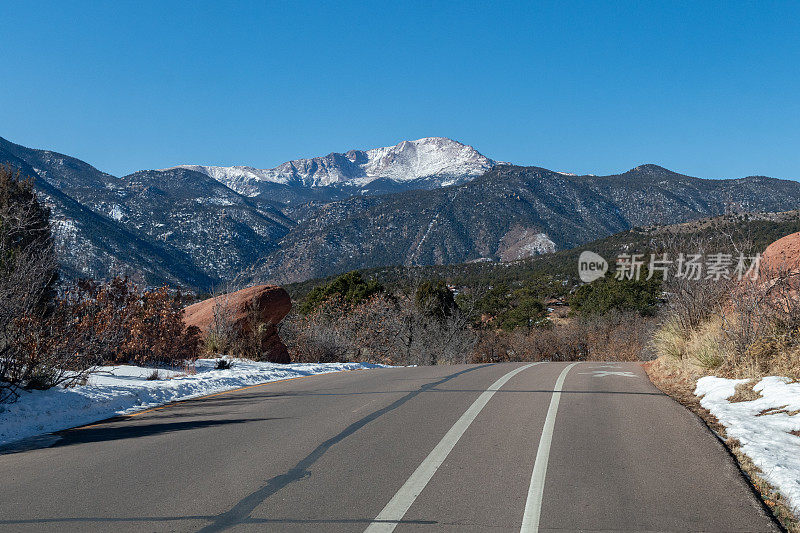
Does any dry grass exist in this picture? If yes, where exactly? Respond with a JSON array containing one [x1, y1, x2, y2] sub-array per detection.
[[652, 318, 685, 361], [757, 406, 800, 417], [737, 331, 800, 380], [651, 317, 727, 370], [690, 318, 726, 370], [182, 362, 197, 376], [645, 357, 799, 532], [728, 380, 761, 403], [652, 314, 800, 381]]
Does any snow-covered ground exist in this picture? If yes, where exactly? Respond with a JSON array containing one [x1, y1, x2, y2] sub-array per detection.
[[695, 376, 800, 513], [0, 359, 386, 448]]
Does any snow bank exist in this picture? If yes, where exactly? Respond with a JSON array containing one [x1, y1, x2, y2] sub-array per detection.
[[695, 375, 800, 513], [0, 359, 386, 448]]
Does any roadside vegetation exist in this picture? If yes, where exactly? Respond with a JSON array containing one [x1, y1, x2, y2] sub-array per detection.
[[648, 228, 800, 380], [280, 268, 659, 366], [641, 229, 800, 531], [0, 167, 201, 403], [281, 272, 476, 365]]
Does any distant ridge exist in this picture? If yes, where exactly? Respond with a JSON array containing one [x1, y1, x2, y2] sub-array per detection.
[[2, 134, 800, 289]]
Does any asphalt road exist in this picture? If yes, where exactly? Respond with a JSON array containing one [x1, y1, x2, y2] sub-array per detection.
[[0, 362, 779, 532]]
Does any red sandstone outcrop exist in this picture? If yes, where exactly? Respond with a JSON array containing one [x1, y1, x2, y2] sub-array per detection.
[[184, 285, 292, 363], [761, 231, 800, 275]]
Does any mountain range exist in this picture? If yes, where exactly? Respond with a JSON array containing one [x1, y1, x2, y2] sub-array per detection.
[[2, 135, 799, 289], [169, 136, 498, 199]]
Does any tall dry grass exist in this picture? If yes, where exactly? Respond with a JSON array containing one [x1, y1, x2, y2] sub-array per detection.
[[652, 264, 800, 379]]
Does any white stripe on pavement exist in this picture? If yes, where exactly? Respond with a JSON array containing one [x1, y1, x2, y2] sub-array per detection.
[[520, 362, 579, 533], [364, 362, 540, 533]]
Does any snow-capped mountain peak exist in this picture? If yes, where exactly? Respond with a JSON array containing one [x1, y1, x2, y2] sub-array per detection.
[[358, 137, 494, 184], [166, 137, 496, 196]]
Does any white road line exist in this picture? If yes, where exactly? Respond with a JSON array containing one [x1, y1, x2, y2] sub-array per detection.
[[520, 362, 579, 533], [364, 362, 540, 533]]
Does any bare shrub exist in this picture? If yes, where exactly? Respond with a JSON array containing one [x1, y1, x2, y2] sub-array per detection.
[[653, 228, 800, 378], [215, 358, 234, 370], [283, 291, 477, 366], [232, 299, 285, 361], [0, 278, 123, 402], [201, 280, 290, 362], [281, 297, 352, 363], [83, 280, 201, 367], [204, 285, 238, 356], [470, 312, 655, 363], [659, 230, 747, 333], [395, 294, 477, 366], [718, 265, 800, 378], [0, 166, 80, 402]]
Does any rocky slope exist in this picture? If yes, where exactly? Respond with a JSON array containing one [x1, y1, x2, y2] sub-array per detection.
[[3, 135, 800, 289], [250, 165, 800, 283], [0, 138, 215, 287]]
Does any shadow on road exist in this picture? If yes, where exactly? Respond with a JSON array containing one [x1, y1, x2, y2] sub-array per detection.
[[0, 417, 282, 455], [197, 364, 491, 533], [54, 417, 282, 447]]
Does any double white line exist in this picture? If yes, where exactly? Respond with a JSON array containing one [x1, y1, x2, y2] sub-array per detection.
[[364, 362, 578, 533], [520, 362, 578, 532]]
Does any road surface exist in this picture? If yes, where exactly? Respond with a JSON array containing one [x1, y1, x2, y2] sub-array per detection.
[[0, 362, 779, 532]]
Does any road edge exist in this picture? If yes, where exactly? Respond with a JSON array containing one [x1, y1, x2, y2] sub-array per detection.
[[642, 359, 795, 533], [0, 366, 380, 455]]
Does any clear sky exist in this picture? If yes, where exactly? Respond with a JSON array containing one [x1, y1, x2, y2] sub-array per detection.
[[2, 1, 799, 180]]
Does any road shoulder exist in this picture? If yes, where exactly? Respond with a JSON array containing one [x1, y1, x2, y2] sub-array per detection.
[[644, 358, 797, 532]]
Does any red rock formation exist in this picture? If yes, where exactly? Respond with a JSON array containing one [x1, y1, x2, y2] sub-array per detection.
[[184, 285, 292, 363], [761, 231, 800, 275]]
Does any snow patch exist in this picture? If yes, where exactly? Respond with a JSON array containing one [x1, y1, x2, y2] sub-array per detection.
[[108, 204, 124, 221], [695, 375, 800, 513], [0, 359, 388, 448], [497, 227, 556, 261], [52, 218, 78, 238]]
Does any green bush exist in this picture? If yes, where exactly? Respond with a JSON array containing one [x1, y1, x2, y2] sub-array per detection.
[[299, 271, 384, 315], [415, 280, 456, 320], [471, 284, 547, 331], [569, 274, 661, 316], [498, 295, 547, 330]]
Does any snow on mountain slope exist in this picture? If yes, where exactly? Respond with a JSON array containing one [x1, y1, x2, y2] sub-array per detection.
[[357, 137, 495, 184], [168, 137, 496, 195]]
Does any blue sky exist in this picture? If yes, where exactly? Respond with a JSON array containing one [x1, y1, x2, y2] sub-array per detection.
[[2, 1, 799, 180]]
